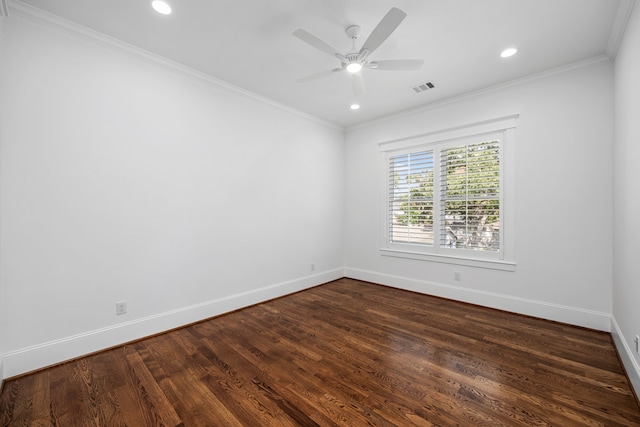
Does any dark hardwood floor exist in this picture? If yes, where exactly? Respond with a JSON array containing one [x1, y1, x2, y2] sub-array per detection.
[[1, 278, 639, 426]]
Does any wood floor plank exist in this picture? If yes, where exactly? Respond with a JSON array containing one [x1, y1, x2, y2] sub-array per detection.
[[207, 321, 343, 426], [106, 347, 159, 427], [49, 362, 98, 426], [209, 318, 372, 425], [30, 371, 50, 425], [1, 278, 639, 426], [135, 338, 245, 426], [124, 350, 183, 426], [0, 374, 36, 425]]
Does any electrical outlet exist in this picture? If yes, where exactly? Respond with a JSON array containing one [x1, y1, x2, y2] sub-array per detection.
[[311, 263, 315, 271], [635, 335, 639, 354], [116, 301, 127, 315], [453, 271, 462, 281]]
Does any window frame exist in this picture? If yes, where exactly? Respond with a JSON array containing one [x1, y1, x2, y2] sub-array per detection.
[[379, 115, 517, 271]]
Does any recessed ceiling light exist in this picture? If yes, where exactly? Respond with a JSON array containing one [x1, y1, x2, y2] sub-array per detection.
[[151, 0, 172, 15], [350, 104, 360, 110], [346, 62, 363, 73], [500, 48, 518, 58]]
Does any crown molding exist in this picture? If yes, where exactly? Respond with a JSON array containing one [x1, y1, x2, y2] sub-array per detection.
[[6, 0, 341, 131], [606, 0, 637, 59], [1, 0, 9, 17], [347, 55, 612, 132]]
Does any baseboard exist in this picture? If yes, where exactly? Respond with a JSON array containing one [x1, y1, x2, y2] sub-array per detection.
[[345, 268, 611, 331], [611, 316, 640, 398], [0, 356, 4, 391], [2, 268, 344, 379]]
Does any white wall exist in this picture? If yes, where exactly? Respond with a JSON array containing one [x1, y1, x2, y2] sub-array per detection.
[[0, 14, 344, 377], [344, 59, 614, 331], [612, 2, 640, 396], [0, 12, 6, 386]]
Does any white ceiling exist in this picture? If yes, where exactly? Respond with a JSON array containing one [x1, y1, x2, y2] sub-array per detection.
[[9, 0, 628, 128]]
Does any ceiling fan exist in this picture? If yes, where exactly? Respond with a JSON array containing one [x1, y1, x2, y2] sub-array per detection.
[[293, 7, 423, 96]]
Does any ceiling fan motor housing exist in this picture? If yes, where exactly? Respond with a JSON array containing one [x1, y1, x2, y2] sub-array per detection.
[[345, 53, 361, 63]]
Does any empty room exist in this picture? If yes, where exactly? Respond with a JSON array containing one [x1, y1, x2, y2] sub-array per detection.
[[1, 0, 640, 425]]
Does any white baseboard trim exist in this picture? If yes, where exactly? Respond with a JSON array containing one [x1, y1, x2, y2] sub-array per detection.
[[2, 269, 344, 379], [611, 316, 640, 398], [345, 268, 612, 331]]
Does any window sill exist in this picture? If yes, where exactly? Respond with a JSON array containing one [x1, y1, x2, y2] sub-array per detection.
[[380, 248, 516, 271]]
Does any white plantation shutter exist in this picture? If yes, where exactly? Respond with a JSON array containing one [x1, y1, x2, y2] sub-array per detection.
[[388, 150, 434, 245], [439, 141, 501, 251], [380, 114, 515, 267], [385, 138, 502, 256]]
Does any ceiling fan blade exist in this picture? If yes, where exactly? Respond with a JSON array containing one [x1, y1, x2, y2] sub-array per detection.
[[351, 72, 366, 96], [359, 7, 407, 56], [293, 29, 347, 62], [367, 59, 424, 71], [297, 68, 343, 83]]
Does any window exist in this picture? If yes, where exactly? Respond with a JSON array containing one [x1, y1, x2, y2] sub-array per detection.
[[380, 115, 516, 270]]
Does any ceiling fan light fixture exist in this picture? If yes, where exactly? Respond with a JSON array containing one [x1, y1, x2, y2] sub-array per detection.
[[346, 62, 363, 73], [151, 0, 172, 15], [500, 47, 518, 58]]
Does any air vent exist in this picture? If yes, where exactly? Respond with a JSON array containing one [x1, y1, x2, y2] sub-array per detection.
[[412, 81, 435, 93]]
